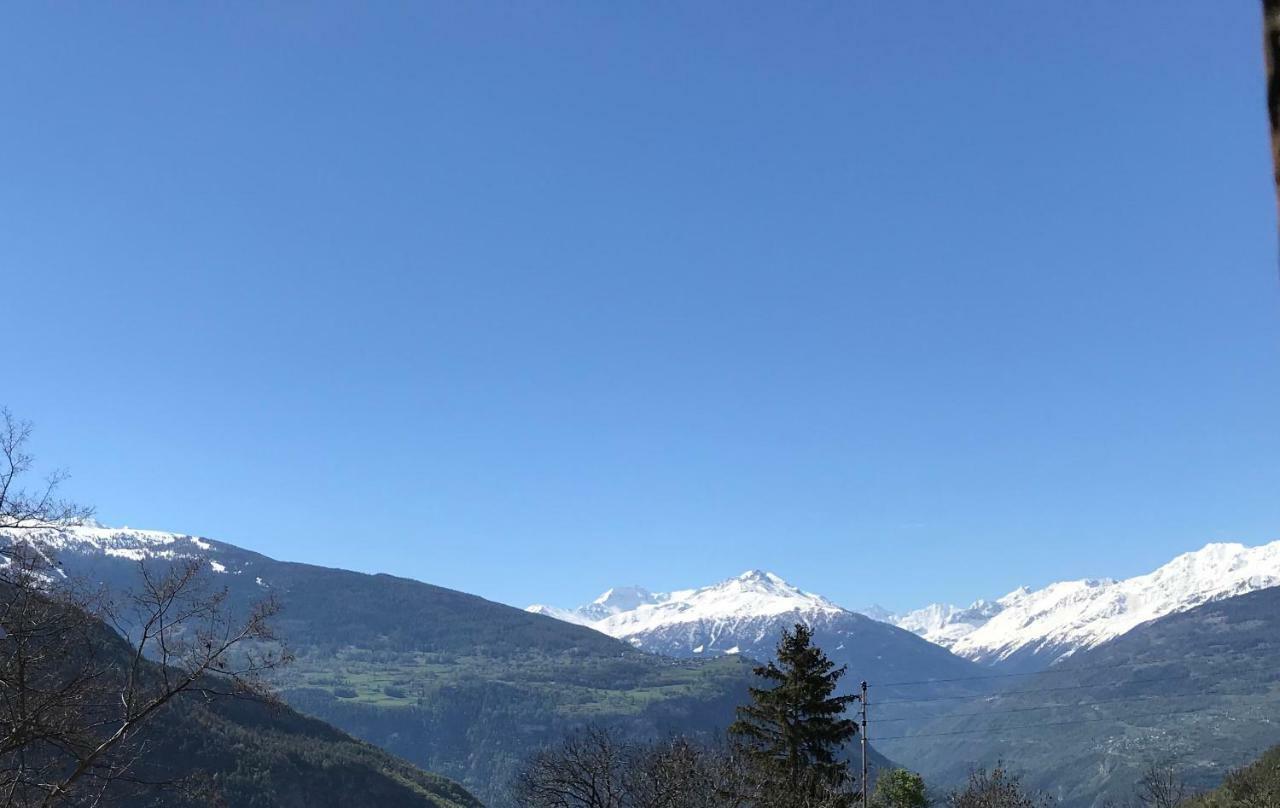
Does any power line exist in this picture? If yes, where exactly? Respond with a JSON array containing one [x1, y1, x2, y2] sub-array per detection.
[[870, 706, 1224, 742], [873, 662, 1278, 706], [874, 675, 1187, 705], [873, 688, 1274, 724], [874, 660, 1172, 688], [874, 653, 1278, 689]]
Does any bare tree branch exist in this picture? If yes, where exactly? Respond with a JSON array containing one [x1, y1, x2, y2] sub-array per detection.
[[0, 408, 290, 807], [0, 409, 93, 541]]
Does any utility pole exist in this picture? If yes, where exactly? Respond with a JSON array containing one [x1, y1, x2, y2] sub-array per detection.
[[860, 680, 869, 808]]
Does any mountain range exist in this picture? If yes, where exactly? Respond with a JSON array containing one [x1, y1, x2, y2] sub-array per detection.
[[874, 540, 1280, 670], [532, 540, 1280, 673], [530, 570, 986, 698], [11, 523, 1280, 807]]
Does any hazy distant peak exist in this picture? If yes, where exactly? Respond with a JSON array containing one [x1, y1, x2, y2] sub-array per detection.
[[591, 585, 658, 608], [855, 604, 895, 622]]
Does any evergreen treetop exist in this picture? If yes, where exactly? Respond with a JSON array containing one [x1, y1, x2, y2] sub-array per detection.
[[728, 622, 858, 795]]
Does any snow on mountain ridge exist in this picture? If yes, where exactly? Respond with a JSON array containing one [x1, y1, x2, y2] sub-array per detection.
[[597, 569, 845, 638], [896, 540, 1280, 666], [1, 524, 234, 575], [579, 585, 667, 621], [525, 604, 593, 626], [533, 540, 1280, 670], [39, 527, 1276, 672], [526, 570, 990, 687], [525, 569, 846, 643], [855, 604, 895, 622]]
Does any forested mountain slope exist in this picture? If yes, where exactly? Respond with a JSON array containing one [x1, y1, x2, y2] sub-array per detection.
[[0, 576, 480, 808], [876, 586, 1280, 808], [6, 526, 762, 805], [140, 684, 482, 808]]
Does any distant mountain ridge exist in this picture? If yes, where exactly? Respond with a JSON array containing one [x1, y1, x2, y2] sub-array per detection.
[[870, 540, 1280, 669], [531, 540, 1280, 676], [883, 599, 1006, 648], [528, 569, 986, 692], [41, 528, 1280, 674], [529, 570, 845, 646]]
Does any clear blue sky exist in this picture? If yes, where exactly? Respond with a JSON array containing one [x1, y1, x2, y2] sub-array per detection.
[[3, 2, 1278, 613]]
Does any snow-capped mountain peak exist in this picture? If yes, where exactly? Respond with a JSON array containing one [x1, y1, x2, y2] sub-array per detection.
[[653, 570, 838, 618], [728, 570, 819, 598], [530, 539, 1280, 671], [525, 569, 986, 684], [525, 569, 844, 641], [886, 539, 1280, 667], [855, 604, 895, 623], [590, 585, 661, 611]]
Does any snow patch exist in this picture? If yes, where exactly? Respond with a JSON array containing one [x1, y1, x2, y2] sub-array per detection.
[[1, 525, 225, 574]]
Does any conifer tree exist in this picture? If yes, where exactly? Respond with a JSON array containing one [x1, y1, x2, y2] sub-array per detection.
[[728, 623, 858, 805]]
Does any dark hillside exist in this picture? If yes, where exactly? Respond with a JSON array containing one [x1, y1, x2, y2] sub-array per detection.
[[876, 587, 1280, 808]]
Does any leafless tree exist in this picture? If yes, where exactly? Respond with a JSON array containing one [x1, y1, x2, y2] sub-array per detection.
[[513, 727, 858, 808], [0, 408, 94, 540], [1135, 760, 1191, 808], [0, 408, 289, 806], [625, 737, 751, 808], [947, 766, 1050, 808], [0, 550, 108, 806], [515, 725, 632, 808]]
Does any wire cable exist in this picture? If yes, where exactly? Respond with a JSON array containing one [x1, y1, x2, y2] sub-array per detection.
[[873, 687, 1275, 723], [874, 674, 1189, 705], [873, 662, 1279, 706], [871, 706, 1224, 742], [874, 652, 1279, 689], [874, 659, 1179, 688]]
